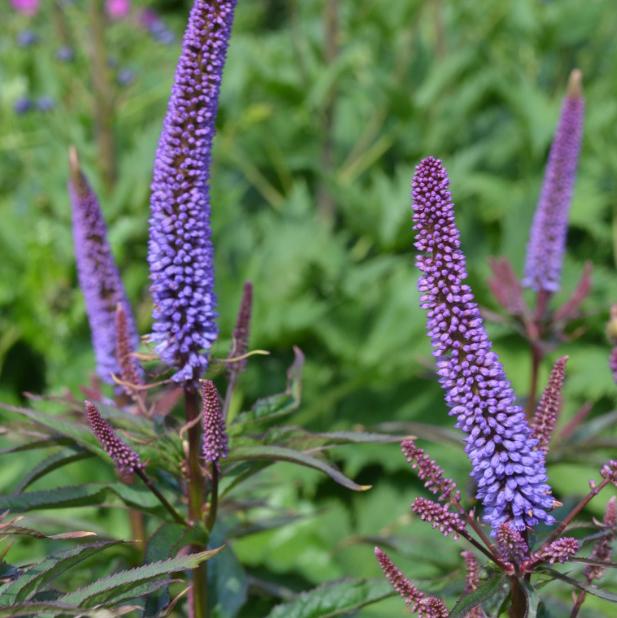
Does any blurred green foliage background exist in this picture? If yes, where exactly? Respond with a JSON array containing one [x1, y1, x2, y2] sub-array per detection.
[[2, 0, 617, 614]]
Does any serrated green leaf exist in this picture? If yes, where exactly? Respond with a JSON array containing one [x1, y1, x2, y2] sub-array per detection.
[[0, 541, 119, 604], [228, 445, 371, 492], [265, 578, 393, 618], [450, 573, 506, 618], [0, 485, 108, 512], [58, 547, 223, 607]]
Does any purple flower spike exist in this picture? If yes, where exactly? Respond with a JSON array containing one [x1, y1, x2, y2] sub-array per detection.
[[401, 439, 459, 502], [524, 70, 584, 294], [412, 497, 465, 538], [85, 400, 143, 474], [496, 523, 528, 565], [461, 551, 486, 618], [229, 281, 253, 378], [412, 156, 555, 532], [585, 496, 617, 582], [148, 0, 237, 383], [525, 537, 579, 568], [201, 380, 228, 463], [374, 548, 448, 618], [69, 147, 139, 384], [531, 356, 568, 453]]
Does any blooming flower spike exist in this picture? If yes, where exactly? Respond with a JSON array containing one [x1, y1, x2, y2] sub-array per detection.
[[524, 70, 584, 294], [69, 146, 140, 384], [201, 380, 228, 463], [412, 156, 555, 532], [85, 400, 144, 474], [148, 0, 238, 383]]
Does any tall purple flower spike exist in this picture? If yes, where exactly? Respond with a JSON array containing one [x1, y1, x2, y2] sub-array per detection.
[[412, 156, 555, 532], [69, 147, 139, 384], [524, 70, 584, 293], [148, 0, 237, 382]]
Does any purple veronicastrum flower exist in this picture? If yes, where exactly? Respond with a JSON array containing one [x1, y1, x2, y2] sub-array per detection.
[[148, 0, 237, 383], [412, 156, 555, 532], [524, 70, 584, 294], [69, 147, 139, 384]]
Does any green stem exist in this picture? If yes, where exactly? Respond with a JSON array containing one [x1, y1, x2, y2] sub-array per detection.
[[206, 464, 219, 532], [135, 468, 189, 527], [185, 387, 208, 618], [89, 0, 116, 190], [508, 577, 527, 618]]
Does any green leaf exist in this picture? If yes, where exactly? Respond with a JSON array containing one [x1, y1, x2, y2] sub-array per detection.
[[58, 547, 223, 607], [541, 567, 617, 603], [0, 541, 119, 604], [0, 485, 108, 512], [15, 449, 93, 493], [230, 347, 304, 432], [450, 573, 506, 618], [228, 445, 371, 492], [265, 578, 393, 618]]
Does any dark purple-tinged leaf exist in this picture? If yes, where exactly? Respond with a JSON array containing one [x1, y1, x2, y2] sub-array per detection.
[[0, 541, 119, 604], [553, 261, 592, 324], [541, 567, 617, 603], [487, 257, 527, 317], [228, 445, 371, 492], [449, 573, 506, 618], [15, 449, 93, 493], [58, 547, 223, 607], [374, 421, 463, 445], [0, 485, 109, 512], [572, 557, 617, 569], [265, 578, 393, 618], [311, 431, 405, 445]]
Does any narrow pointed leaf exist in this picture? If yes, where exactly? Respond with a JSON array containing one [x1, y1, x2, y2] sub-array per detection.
[[15, 449, 93, 493], [541, 567, 617, 602], [0, 485, 109, 512], [58, 547, 223, 607], [450, 573, 506, 618], [0, 541, 119, 604], [265, 578, 393, 618], [228, 446, 371, 492]]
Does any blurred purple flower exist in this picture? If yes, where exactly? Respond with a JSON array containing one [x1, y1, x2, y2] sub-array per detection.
[[36, 96, 55, 112], [412, 156, 555, 532], [17, 29, 38, 47], [14, 97, 33, 114], [148, 0, 237, 382], [56, 46, 75, 62], [106, 0, 130, 19], [524, 70, 584, 294], [117, 68, 135, 86], [69, 147, 139, 384], [11, 0, 39, 16]]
